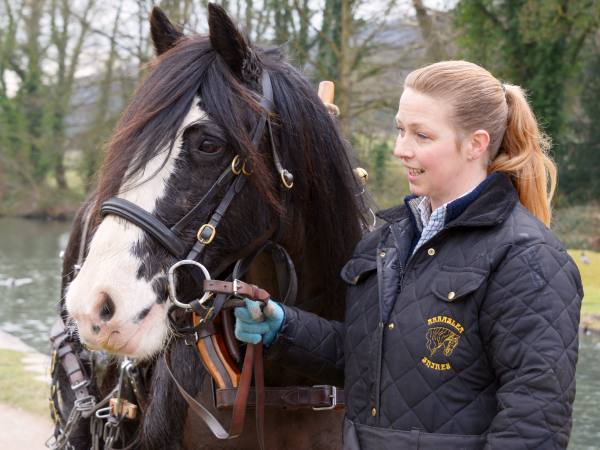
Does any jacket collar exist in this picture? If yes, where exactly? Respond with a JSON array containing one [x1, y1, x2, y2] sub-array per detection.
[[376, 172, 518, 228]]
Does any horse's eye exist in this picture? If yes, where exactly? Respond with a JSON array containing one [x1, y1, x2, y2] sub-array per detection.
[[197, 140, 223, 155]]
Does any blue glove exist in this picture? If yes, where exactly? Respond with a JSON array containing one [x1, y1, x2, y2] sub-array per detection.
[[234, 299, 284, 346]]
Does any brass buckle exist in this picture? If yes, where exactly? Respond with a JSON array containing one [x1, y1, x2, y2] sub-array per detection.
[[312, 385, 337, 410], [109, 398, 138, 420], [231, 155, 242, 175], [197, 223, 216, 244]]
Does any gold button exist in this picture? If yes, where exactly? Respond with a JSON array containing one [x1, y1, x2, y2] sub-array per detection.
[[427, 248, 435, 256], [371, 407, 377, 416], [447, 291, 456, 300], [388, 323, 395, 330], [379, 251, 386, 258]]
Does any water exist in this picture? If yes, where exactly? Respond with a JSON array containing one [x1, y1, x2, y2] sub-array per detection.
[[0, 217, 598, 448], [0, 218, 70, 353]]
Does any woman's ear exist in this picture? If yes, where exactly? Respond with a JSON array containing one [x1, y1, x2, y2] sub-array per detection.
[[466, 130, 491, 161], [150, 7, 184, 56]]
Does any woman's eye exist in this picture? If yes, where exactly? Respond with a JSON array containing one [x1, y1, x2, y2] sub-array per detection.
[[397, 127, 405, 136], [416, 132, 429, 140]]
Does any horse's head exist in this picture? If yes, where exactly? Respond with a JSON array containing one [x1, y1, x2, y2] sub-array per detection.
[[65, 5, 365, 360]]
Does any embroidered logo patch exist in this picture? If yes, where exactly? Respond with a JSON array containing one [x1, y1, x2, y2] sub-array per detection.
[[421, 316, 464, 371]]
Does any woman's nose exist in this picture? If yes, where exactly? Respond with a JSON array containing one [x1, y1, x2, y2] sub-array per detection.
[[393, 133, 413, 160]]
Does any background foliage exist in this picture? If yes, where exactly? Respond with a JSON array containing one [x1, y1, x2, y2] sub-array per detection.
[[0, 0, 598, 247]]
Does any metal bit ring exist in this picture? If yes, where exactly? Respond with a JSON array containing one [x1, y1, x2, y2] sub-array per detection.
[[167, 260, 212, 310]]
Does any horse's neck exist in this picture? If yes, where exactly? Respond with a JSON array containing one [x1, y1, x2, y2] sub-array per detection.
[[244, 241, 344, 319], [245, 252, 281, 298]]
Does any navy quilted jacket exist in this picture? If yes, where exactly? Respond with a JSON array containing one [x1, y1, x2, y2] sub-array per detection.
[[267, 173, 583, 449]]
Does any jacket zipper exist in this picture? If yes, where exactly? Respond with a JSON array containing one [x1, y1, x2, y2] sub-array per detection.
[[372, 230, 447, 421], [374, 244, 386, 423]]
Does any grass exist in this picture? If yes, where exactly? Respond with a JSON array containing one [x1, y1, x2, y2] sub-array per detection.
[[553, 203, 600, 251], [568, 249, 600, 316], [0, 349, 49, 415]]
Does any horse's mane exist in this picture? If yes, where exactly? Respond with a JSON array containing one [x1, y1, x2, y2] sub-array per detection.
[[94, 32, 368, 307]]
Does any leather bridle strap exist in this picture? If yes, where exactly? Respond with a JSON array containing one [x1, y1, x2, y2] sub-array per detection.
[[171, 166, 237, 235], [101, 197, 188, 258], [186, 173, 248, 261]]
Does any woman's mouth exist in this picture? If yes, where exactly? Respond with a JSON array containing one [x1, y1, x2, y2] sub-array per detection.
[[407, 167, 425, 177]]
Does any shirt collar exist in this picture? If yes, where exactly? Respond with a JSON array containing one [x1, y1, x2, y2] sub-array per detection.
[[415, 184, 478, 228]]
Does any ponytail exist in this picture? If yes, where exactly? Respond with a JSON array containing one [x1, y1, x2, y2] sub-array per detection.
[[489, 84, 557, 226]]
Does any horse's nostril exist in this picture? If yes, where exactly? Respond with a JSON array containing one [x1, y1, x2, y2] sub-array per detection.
[[99, 292, 115, 322]]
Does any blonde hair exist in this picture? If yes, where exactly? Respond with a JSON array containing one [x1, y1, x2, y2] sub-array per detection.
[[404, 60, 557, 226]]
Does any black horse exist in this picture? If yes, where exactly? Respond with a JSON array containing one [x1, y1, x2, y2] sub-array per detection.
[[52, 5, 368, 449]]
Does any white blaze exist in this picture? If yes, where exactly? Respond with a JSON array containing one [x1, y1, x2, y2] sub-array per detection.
[[65, 98, 207, 358]]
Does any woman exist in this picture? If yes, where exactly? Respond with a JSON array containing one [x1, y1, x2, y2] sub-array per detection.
[[235, 60, 583, 449]]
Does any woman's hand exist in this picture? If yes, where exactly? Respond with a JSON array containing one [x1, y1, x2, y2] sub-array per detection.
[[234, 299, 284, 346]]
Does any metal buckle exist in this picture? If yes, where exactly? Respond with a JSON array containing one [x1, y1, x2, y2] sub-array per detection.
[[233, 279, 240, 296], [312, 385, 337, 410], [95, 406, 111, 419], [74, 395, 96, 413], [71, 379, 90, 391], [197, 223, 217, 244]]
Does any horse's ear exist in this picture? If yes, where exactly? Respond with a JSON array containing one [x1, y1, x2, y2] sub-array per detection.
[[208, 3, 250, 79], [150, 7, 184, 56]]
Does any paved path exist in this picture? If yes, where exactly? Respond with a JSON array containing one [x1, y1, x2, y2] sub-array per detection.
[[0, 403, 53, 450], [0, 330, 53, 449]]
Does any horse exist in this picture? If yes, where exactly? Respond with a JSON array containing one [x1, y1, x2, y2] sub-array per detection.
[[51, 4, 368, 449]]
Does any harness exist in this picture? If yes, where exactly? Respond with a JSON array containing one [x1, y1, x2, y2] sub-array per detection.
[[49, 72, 345, 450]]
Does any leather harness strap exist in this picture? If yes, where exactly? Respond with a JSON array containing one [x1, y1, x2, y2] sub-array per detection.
[[216, 385, 345, 410], [203, 279, 271, 302], [50, 318, 92, 404]]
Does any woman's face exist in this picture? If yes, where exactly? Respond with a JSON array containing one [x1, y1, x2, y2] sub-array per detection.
[[393, 88, 485, 210]]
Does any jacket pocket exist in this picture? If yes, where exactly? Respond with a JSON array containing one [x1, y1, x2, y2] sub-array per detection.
[[341, 255, 377, 285], [431, 266, 488, 303], [350, 421, 485, 450]]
